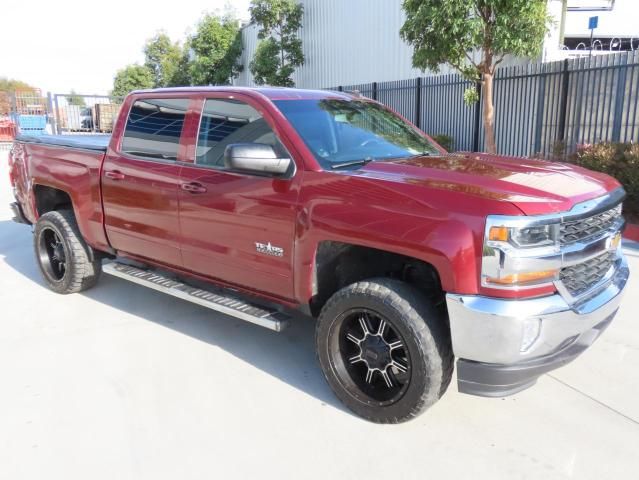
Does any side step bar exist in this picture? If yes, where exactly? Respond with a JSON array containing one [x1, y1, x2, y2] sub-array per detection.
[[102, 261, 290, 332]]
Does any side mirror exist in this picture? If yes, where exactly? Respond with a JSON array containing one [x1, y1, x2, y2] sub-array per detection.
[[224, 143, 292, 176]]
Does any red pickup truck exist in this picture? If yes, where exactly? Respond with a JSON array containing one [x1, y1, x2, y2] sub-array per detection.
[[8, 87, 629, 423]]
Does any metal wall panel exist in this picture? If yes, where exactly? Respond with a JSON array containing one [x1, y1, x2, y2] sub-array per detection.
[[234, 0, 458, 88]]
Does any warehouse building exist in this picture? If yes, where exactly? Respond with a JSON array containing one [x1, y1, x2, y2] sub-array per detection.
[[233, 0, 634, 89]]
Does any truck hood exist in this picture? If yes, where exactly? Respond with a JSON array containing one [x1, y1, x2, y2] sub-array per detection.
[[351, 153, 621, 215]]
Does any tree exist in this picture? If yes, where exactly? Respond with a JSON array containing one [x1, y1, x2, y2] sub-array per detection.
[[66, 89, 85, 106], [401, 0, 550, 153], [167, 46, 194, 87], [143, 32, 185, 87], [249, 0, 305, 86], [188, 13, 244, 85], [111, 64, 154, 97], [0, 77, 36, 93], [0, 77, 37, 115]]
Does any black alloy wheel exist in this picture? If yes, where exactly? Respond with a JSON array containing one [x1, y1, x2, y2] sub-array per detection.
[[316, 278, 453, 423], [34, 210, 101, 294], [337, 308, 411, 405], [38, 227, 68, 282]]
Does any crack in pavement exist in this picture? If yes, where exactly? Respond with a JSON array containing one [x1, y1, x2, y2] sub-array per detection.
[[547, 373, 639, 426]]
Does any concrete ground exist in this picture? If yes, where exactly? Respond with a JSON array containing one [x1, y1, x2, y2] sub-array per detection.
[[0, 150, 637, 480]]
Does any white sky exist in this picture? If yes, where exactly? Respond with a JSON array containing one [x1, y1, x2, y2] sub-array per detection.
[[1, 0, 251, 95], [565, 0, 639, 37]]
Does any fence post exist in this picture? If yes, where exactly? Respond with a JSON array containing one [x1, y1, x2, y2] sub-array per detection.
[[557, 59, 570, 144], [46, 92, 57, 135], [611, 54, 628, 142], [533, 65, 547, 155], [53, 94, 61, 135], [415, 77, 422, 129], [10, 92, 17, 114], [472, 81, 482, 152], [372, 82, 378, 101]]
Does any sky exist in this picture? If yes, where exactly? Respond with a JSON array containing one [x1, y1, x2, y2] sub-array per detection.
[[1, 0, 251, 95], [564, 0, 639, 37]]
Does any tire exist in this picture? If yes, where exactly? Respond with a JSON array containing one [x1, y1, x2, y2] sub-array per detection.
[[34, 209, 101, 294], [316, 278, 453, 423]]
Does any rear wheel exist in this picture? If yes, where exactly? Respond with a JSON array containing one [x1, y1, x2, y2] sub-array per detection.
[[34, 210, 101, 294], [316, 278, 453, 423]]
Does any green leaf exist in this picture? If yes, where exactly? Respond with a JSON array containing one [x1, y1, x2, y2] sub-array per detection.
[[249, 0, 305, 86], [188, 13, 244, 86], [463, 86, 479, 105], [111, 65, 154, 97], [401, 0, 551, 153]]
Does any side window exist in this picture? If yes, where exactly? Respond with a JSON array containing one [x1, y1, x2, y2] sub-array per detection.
[[196, 98, 284, 167], [121, 98, 189, 160]]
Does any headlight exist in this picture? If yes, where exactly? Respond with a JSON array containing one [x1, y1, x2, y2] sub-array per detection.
[[482, 216, 560, 289], [488, 224, 557, 249]]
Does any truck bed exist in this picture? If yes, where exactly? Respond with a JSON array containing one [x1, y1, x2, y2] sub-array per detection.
[[15, 134, 110, 152]]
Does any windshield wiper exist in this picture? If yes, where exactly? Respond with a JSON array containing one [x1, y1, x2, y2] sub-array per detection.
[[330, 158, 374, 170], [408, 151, 432, 157]]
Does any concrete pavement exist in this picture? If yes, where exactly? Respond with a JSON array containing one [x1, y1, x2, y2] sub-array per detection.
[[0, 151, 637, 480]]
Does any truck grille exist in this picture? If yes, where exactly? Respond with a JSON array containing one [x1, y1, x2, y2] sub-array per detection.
[[560, 204, 622, 245], [560, 251, 616, 297]]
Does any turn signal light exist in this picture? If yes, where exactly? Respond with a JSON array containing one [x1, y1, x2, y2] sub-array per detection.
[[488, 226, 509, 242], [486, 269, 559, 286]]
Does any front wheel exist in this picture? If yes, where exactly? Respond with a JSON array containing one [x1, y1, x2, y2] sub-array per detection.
[[34, 210, 101, 294], [316, 278, 453, 423]]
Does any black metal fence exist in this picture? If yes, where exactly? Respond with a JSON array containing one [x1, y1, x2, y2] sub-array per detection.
[[332, 51, 639, 156]]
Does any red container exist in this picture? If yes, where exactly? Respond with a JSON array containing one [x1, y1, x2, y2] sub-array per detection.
[[0, 119, 17, 141]]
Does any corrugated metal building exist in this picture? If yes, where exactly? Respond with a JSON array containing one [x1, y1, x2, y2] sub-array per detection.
[[234, 0, 460, 88], [233, 0, 560, 89]]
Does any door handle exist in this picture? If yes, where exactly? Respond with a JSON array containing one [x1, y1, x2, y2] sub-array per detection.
[[105, 170, 125, 180], [181, 182, 207, 194]]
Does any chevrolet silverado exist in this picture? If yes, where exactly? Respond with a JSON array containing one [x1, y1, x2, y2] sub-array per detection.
[[8, 87, 629, 423]]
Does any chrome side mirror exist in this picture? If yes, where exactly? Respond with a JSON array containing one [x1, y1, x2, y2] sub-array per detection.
[[224, 143, 292, 176]]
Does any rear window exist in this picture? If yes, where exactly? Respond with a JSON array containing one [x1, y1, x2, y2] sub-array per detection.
[[120, 98, 189, 160]]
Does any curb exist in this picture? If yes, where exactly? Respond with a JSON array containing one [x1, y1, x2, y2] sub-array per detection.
[[624, 223, 639, 243]]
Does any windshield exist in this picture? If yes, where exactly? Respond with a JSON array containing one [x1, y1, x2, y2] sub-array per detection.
[[274, 99, 440, 169]]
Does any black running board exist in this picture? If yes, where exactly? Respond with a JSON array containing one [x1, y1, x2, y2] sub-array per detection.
[[102, 261, 290, 331]]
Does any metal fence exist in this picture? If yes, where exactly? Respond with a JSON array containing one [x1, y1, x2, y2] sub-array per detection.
[[0, 91, 123, 147], [0, 90, 49, 144], [50, 93, 124, 135], [332, 51, 639, 156], [3, 51, 639, 156]]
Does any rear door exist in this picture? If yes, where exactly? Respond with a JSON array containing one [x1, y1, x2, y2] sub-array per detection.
[[102, 96, 190, 266], [177, 94, 302, 300]]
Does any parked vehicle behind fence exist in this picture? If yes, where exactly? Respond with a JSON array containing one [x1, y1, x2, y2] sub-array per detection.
[[7, 87, 629, 423]]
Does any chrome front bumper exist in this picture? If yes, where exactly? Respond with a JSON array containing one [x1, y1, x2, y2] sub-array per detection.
[[446, 253, 629, 396]]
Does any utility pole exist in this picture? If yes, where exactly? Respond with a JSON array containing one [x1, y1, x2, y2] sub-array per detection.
[[588, 15, 598, 58], [558, 0, 567, 48]]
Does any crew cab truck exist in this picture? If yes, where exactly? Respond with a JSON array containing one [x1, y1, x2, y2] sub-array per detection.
[[8, 87, 629, 423]]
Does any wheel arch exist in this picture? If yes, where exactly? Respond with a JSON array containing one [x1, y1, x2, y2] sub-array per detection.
[[33, 184, 74, 216], [308, 240, 445, 317], [31, 184, 107, 260]]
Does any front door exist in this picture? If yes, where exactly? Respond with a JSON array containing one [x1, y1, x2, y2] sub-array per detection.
[[102, 96, 190, 267], [178, 95, 301, 300]]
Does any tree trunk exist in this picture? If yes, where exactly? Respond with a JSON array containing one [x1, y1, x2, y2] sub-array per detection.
[[278, 20, 285, 73], [482, 71, 497, 154]]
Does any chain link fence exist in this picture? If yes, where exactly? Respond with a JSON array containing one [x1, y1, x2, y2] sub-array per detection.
[[0, 91, 124, 149]]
